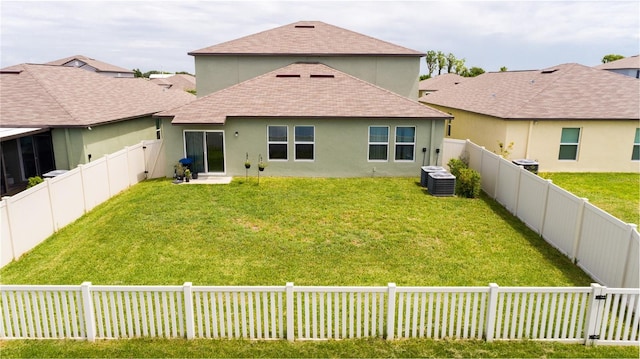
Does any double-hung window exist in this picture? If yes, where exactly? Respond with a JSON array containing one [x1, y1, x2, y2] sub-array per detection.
[[395, 126, 415, 161], [295, 126, 314, 160], [268, 125, 288, 160], [368, 126, 389, 161], [633, 128, 640, 161], [558, 128, 580, 160]]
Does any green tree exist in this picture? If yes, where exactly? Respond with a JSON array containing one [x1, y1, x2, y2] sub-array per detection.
[[436, 51, 446, 75], [425, 50, 437, 78], [454, 58, 467, 75], [419, 74, 430, 81], [500, 66, 508, 72], [446, 53, 456, 73], [132, 68, 143, 78], [602, 54, 624, 63], [463, 67, 485, 77]]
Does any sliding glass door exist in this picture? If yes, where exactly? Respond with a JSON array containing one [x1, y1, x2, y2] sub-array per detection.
[[184, 131, 225, 174]]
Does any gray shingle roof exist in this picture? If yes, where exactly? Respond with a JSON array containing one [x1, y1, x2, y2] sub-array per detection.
[[0, 64, 195, 127], [157, 63, 451, 124], [420, 63, 640, 120], [189, 21, 424, 56], [419, 73, 466, 91], [595, 55, 640, 70], [46, 55, 134, 74]]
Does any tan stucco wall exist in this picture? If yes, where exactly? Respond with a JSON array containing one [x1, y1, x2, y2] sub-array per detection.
[[51, 117, 157, 169], [194, 55, 421, 100], [426, 105, 640, 172], [161, 117, 445, 178]]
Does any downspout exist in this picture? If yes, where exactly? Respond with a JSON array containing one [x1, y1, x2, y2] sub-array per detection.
[[525, 120, 534, 159], [430, 120, 436, 165]]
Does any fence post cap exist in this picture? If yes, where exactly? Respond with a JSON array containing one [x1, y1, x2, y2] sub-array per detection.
[[388, 282, 396, 288], [81, 281, 92, 286], [489, 283, 499, 288], [286, 282, 294, 287], [183, 282, 192, 287], [590, 283, 603, 289]]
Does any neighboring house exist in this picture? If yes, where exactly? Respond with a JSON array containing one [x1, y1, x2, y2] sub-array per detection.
[[420, 63, 640, 172], [46, 54, 135, 78], [418, 73, 465, 97], [156, 21, 451, 178], [595, 55, 640, 79], [150, 74, 196, 92], [0, 64, 194, 195]]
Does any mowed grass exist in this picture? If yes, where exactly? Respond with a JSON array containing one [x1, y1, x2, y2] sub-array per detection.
[[540, 172, 639, 225], [1, 177, 591, 286]]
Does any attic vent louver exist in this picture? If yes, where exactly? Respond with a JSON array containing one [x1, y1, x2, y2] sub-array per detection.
[[295, 25, 315, 28], [276, 74, 301, 78], [541, 69, 558, 74], [310, 74, 334, 78]]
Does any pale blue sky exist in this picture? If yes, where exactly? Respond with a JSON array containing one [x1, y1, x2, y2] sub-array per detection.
[[1, 1, 638, 74]]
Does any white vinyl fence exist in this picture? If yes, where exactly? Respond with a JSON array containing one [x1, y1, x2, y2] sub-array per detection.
[[0, 140, 164, 267], [443, 139, 640, 289], [1, 282, 638, 346]]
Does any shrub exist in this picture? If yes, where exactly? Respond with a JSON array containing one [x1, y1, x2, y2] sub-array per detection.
[[27, 176, 44, 188], [447, 158, 467, 178], [456, 168, 481, 198]]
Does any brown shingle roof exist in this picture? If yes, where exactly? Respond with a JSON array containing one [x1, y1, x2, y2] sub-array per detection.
[[420, 63, 640, 120], [595, 55, 640, 70], [0, 64, 195, 127], [419, 73, 466, 91], [46, 55, 134, 74], [189, 21, 424, 56], [157, 63, 450, 124], [150, 74, 196, 91]]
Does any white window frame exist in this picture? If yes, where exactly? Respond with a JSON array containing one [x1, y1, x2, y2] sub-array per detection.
[[368, 126, 389, 162], [267, 125, 288, 161], [394, 126, 416, 162], [558, 127, 581, 161], [294, 126, 315, 161]]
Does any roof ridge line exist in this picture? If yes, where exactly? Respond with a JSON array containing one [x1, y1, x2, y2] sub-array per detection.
[[22, 64, 80, 125]]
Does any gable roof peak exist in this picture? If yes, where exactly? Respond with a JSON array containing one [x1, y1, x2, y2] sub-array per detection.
[[189, 20, 424, 57]]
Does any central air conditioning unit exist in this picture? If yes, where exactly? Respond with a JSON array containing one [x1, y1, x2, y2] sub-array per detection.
[[512, 159, 539, 174], [427, 171, 456, 196], [420, 166, 446, 187]]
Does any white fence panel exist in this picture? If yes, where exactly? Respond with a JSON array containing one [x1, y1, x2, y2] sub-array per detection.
[[0, 201, 14, 266], [143, 140, 166, 179], [192, 286, 285, 340], [3, 183, 54, 262], [495, 161, 520, 213], [80, 158, 111, 212], [515, 172, 549, 234], [623, 232, 639, 288], [394, 287, 488, 340], [576, 204, 635, 288], [480, 151, 501, 199], [294, 286, 386, 340], [542, 186, 585, 258], [597, 288, 640, 345], [48, 170, 85, 230], [442, 139, 467, 168], [91, 285, 184, 339], [491, 287, 590, 342], [0, 285, 84, 339], [106, 150, 131, 196], [126, 144, 147, 184]]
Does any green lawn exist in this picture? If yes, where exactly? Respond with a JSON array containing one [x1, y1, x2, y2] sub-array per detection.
[[1, 177, 591, 287], [1, 177, 634, 358], [540, 172, 639, 225]]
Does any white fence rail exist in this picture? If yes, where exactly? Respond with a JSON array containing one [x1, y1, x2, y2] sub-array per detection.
[[443, 139, 640, 289], [1, 283, 638, 345], [0, 140, 164, 267]]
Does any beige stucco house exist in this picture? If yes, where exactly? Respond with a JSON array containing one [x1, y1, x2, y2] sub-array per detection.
[[157, 21, 451, 178], [420, 63, 640, 172], [595, 55, 639, 79], [0, 64, 194, 195]]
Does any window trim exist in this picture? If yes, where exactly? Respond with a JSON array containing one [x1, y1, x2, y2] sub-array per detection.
[[394, 126, 416, 162], [632, 128, 640, 161], [558, 127, 581, 161], [294, 125, 315, 161], [368, 126, 389, 162], [267, 125, 288, 161]]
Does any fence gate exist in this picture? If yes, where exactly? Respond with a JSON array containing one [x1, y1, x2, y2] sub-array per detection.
[[585, 286, 640, 346]]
